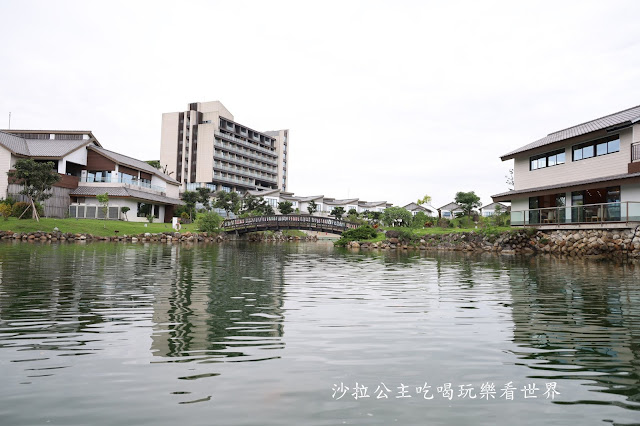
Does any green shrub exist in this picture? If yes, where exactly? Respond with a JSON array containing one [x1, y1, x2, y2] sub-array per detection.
[[0, 203, 11, 220], [437, 217, 450, 228], [334, 225, 378, 246], [196, 211, 223, 234], [146, 214, 155, 223], [395, 228, 420, 243], [12, 201, 44, 219], [0, 196, 16, 206]]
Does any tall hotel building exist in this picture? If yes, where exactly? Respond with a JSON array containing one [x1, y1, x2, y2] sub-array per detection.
[[160, 101, 289, 193]]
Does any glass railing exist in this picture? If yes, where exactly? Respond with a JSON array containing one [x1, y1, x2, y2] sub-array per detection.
[[118, 175, 166, 193], [510, 202, 640, 225], [80, 175, 166, 193], [82, 175, 111, 183]]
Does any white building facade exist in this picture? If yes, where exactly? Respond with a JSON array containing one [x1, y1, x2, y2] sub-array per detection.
[[492, 105, 640, 226]]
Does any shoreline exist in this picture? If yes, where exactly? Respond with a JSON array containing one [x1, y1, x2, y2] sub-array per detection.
[[343, 228, 640, 260], [2, 228, 640, 261]]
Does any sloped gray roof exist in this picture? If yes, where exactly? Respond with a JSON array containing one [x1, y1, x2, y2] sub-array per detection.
[[297, 195, 324, 202], [324, 198, 359, 206], [438, 202, 462, 211], [358, 201, 387, 207], [25, 139, 92, 157], [88, 146, 179, 185], [0, 132, 29, 155], [403, 202, 437, 212], [492, 172, 640, 201], [246, 188, 280, 197], [70, 186, 184, 205], [501, 104, 640, 160], [0, 131, 94, 158], [480, 201, 508, 209]]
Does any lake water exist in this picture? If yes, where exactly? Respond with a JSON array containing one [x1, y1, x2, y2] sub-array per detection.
[[0, 242, 639, 425]]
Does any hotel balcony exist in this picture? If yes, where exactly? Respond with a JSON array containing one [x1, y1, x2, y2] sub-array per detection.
[[214, 131, 278, 158], [511, 202, 640, 228]]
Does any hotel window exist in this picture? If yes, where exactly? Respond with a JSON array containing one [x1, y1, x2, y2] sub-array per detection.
[[573, 135, 620, 161], [530, 149, 565, 170]]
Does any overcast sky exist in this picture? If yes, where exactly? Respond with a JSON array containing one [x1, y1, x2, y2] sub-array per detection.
[[2, 0, 640, 207]]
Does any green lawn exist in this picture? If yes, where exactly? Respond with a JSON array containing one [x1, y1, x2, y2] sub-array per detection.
[[0, 217, 198, 237]]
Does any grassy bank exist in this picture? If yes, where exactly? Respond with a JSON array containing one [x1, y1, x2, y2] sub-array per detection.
[[0, 218, 198, 237]]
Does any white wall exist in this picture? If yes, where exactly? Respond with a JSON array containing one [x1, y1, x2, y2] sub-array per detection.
[[0, 146, 13, 198], [621, 183, 640, 203], [81, 197, 167, 222], [514, 128, 632, 191], [60, 146, 88, 174]]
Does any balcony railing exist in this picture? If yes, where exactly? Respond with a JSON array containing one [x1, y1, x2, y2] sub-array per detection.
[[214, 131, 277, 157], [80, 176, 166, 194], [213, 163, 277, 182], [212, 172, 255, 187], [214, 140, 279, 164], [510, 202, 640, 226], [632, 142, 640, 162]]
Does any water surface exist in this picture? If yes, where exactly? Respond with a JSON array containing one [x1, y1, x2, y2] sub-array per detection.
[[0, 242, 638, 425]]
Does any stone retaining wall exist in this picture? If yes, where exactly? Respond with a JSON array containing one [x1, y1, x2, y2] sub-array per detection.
[[0, 231, 230, 243], [346, 227, 640, 259]]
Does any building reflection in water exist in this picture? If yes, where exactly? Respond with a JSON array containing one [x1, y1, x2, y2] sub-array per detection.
[[150, 243, 286, 363], [506, 256, 640, 405]]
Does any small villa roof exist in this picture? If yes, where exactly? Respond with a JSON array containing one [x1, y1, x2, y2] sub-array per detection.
[[438, 202, 462, 211], [403, 202, 437, 213], [88, 146, 179, 185], [501, 104, 640, 160], [480, 201, 508, 210], [246, 188, 280, 197], [70, 186, 184, 205], [358, 201, 387, 208], [324, 198, 359, 206], [297, 195, 324, 202]]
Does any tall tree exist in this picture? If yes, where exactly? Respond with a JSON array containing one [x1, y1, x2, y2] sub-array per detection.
[[417, 195, 432, 205], [242, 194, 262, 214], [196, 187, 212, 211], [307, 200, 318, 215], [7, 159, 60, 221], [455, 191, 482, 216], [382, 206, 412, 227], [214, 191, 241, 217], [278, 201, 294, 215], [330, 206, 345, 220], [181, 190, 199, 221], [505, 169, 514, 190], [96, 192, 109, 227], [145, 160, 161, 169]]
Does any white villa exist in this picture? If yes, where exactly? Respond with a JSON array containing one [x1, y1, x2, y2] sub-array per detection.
[[0, 130, 183, 222], [480, 202, 509, 217], [402, 202, 437, 216], [492, 104, 640, 227], [437, 202, 464, 219]]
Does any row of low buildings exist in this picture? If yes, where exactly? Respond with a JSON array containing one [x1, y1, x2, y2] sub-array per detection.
[[2, 99, 638, 228]]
